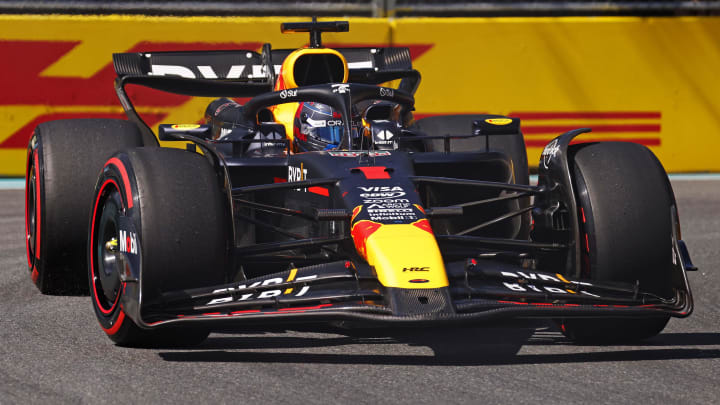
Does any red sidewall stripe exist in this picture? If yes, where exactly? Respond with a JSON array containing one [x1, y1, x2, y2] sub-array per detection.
[[33, 152, 42, 261], [104, 157, 134, 209], [24, 148, 33, 270], [90, 179, 123, 316], [100, 308, 126, 335]]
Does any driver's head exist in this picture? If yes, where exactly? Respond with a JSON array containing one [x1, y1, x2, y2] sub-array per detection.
[[293, 102, 344, 152]]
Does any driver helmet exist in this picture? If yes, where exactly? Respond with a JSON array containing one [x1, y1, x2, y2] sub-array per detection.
[[293, 102, 346, 152]]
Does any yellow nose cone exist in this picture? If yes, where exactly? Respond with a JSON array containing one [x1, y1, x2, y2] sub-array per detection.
[[363, 220, 448, 289]]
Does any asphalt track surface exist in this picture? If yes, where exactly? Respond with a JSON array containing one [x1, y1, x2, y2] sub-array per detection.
[[1, 179, 718, 404]]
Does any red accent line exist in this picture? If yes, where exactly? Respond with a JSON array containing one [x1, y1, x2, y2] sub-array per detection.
[[525, 138, 661, 147], [530, 303, 554, 306], [33, 152, 41, 260], [104, 158, 133, 208], [101, 310, 126, 335], [90, 179, 123, 315], [278, 303, 333, 311], [308, 186, 329, 196], [509, 111, 661, 120], [412, 218, 433, 234], [273, 177, 287, 183], [351, 220, 383, 259], [24, 148, 33, 269], [202, 312, 221, 316], [31, 268, 39, 283], [352, 166, 390, 179], [523, 124, 660, 135], [231, 310, 261, 315], [498, 300, 528, 305], [584, 234, 590, 253]]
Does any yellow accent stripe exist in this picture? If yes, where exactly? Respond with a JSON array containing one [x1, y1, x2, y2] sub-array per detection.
[[556, 273, 571, 284], [283, 268, 298, 294]]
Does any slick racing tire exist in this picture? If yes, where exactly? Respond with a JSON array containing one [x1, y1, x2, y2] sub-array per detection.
[[89, 147, 230, 347], [413, 114, 529, 185], [560, 142, 674, 343], [25, 119, 147, 295]]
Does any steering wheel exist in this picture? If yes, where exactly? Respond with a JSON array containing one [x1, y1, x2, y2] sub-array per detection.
[[242, 83, 414, 149]]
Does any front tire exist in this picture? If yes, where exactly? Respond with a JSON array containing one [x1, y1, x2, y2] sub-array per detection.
[[89, 147, 230, 346], [560, 142, 674, 343]]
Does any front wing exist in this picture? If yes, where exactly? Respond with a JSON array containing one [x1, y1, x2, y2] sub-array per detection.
[[124, 246, 693, 329]]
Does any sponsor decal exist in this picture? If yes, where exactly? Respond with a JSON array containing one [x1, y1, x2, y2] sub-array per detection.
[[149, 63, 276, 79], [171, 124, 201, 130], [379, 87, 394, 97], [540, 139, 561, 170], [205, 274, 317, 305], [332, 84, 350, 94], [279, 89, 298, 99], [499, 270, 599, 297], [403, 267, 429, 272], [357, 186, 405, 199], [366, 207, 416, 221], [374, 129, 395, 145], [306, 117, 343, 127], [328, 151, 391, 157], [363, 198, 410, 208], [485, 118, 513, 125], [288, 163, 307, 182], [118, 229, 137, 255], [357, 186, 417, 221]]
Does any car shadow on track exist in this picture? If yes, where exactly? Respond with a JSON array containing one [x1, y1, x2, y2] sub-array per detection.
[[157, 320, 720, 366]]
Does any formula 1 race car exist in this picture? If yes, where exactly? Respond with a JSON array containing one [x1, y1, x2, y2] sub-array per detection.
[[25, 20, 696, 346]]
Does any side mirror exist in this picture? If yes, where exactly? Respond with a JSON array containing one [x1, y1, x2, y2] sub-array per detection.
[[158, 124, 212, 141]]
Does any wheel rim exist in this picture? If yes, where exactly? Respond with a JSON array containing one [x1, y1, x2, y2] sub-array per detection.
[[92, 184, 124, 313]]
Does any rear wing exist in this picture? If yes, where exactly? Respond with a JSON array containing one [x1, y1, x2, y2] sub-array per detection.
[[113, 46, 420, 94], [112, 45, 421, 143]]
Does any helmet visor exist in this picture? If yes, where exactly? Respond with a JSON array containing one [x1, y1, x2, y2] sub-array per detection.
[[313, 125, 343, 147]]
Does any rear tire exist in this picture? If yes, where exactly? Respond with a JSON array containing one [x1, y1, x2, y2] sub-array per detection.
[[89, 147, 230, 346], [560, 142, 674, 343], [25, 119, 146, 295]]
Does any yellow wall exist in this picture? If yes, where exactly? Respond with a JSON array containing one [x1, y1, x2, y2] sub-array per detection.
[[1, 15, 719, 175]]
